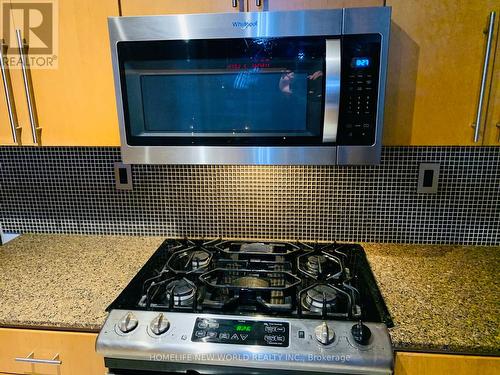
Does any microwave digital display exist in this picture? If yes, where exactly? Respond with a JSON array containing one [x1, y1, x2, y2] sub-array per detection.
[[351, 57, 370, 68]]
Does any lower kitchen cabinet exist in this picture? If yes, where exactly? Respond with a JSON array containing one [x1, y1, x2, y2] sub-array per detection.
[[395, 352, 500, 375], [0, 328, 104, 375]]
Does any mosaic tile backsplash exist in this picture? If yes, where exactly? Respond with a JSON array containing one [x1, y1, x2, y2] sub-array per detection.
[[0, 146, 499, 245]]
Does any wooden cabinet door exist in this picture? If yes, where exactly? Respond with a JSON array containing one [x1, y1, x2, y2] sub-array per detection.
[[384, 0, 500, 145], [121, 0, 244, 16], [395, 352, 500, 375], [248, 0, 383, 12], [0, 328, 105, 375], [8, 0, 120, 146], [483, 54, 500, 145]]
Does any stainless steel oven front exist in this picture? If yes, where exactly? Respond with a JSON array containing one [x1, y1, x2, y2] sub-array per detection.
[[108, 7, 390, 165]]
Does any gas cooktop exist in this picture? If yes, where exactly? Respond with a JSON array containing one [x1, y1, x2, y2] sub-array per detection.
[[108, 238, 392, 323], [97, 239, 394, 375]]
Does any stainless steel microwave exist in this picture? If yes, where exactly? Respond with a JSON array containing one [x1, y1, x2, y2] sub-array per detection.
[[108, 7, 390, 165]]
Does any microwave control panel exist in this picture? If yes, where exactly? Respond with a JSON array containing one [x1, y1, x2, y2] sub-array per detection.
[[337, 34, 382, 146]]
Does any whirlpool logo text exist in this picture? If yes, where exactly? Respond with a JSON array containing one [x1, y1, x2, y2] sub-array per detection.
[[232, 21, 258, 29]]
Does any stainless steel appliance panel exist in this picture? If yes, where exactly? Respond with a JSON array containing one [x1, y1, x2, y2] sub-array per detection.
[[108, 8, 390, 165], [97, 310, 393, 375], [337, 6, 391, 165]]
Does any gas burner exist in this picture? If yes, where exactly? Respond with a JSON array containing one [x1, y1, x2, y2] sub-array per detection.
[[240, 242, 274, 253], [233, 276, 270, 288], [164, 279, 195, 306], [306, 255, 327, 275], [166, 247, 212, 273], [298, 251, 343, 280], [191, 250, 210, 269], [215, 240, 300, 256], [302, 284, 338, 312]]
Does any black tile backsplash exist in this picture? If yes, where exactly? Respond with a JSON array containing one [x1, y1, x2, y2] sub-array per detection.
[[1, 146, 499, 245]]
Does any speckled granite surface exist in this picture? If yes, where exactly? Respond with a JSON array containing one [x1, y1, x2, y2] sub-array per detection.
[[0, 234, 162, 331], [0, 235, 498, 355], [363, 243, 500, 355]]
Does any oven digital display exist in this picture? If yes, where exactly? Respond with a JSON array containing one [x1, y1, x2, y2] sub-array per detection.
[[351, 57, 370, 68], [191, 318, 289, 347], [235, 324, 252, 332]]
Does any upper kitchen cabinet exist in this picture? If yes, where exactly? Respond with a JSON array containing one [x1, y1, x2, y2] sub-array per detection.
[[384, 0, 500, 146], [120, 0, 245, 15], [248, 0, 383, 11], [3, 0, 120, 146], [483, 56, 500, 145]]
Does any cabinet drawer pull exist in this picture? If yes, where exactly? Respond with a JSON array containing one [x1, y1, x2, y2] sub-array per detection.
[[472, 11, 496, 143], [15, 351, 62, 365], [15, 29, 41, 145], [232, 0, 238, 8], [256, 0, 262, 6], [0, 40, 21, 144]]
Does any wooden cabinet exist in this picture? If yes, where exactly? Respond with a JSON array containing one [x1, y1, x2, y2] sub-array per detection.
[[248, 0, 383, 12], [4, 0, 497, 147], [384, 0, 500, 146], [0, 328, 104, 375], [122, 0, 383, 16], [0, 0, 120, 146], [484, 58, 500, 145], [395, 352, 500, 375], [121, 0, 244, 15]]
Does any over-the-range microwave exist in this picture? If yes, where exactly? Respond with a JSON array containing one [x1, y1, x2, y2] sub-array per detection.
[[108, 7, 390, 165]]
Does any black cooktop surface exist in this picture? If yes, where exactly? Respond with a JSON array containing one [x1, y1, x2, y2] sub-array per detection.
[[108, 239, 392, 326]]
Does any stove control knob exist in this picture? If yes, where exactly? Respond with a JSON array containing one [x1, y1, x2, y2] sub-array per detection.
[[351, 321, 372, 345], [314, 321, 335, 345], [150, 313, 170, 336], [118, 312, 138, 333]]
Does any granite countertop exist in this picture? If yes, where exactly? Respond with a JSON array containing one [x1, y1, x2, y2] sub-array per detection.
[[0, 234, 163, 331], [363, 243, 500, 355], [0, 235, 498, 355]]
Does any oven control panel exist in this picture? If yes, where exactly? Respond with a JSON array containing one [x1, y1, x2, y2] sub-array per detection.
[[191, 318, 289, 347], [97, 310, 394, 374]]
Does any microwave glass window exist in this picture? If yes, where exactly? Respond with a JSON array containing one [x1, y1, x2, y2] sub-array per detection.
[[118, 37, 326, 146], [139, 68, 308, 134]]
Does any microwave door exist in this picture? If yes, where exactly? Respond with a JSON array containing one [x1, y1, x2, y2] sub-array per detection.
[[323, 39, 341, 144]]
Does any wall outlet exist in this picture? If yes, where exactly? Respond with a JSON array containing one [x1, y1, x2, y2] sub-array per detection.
[[417, 163, 440, 194], [0, 223, 20, 245], [114, 162, 133, 190]]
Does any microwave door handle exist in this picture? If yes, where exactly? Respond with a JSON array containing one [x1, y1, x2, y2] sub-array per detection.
[[323, 39, 341, 143]]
